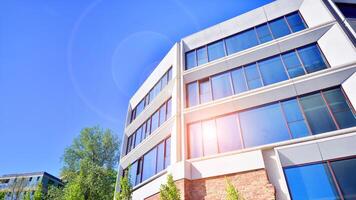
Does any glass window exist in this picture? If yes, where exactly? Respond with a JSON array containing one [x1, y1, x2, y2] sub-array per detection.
[[225, 29, 259, 55], [136, 159, 142, 184], [239, 103, 290, 148], [197, 46, 208, 66], [144, 95, 150, 108], [215, 114, 243, 153], [142, 121, 148, 139], [186, 51, 196, 70], [331, 158, 356, 200], [188, 123, 203, 158], [156, 142, 165, 173], [126, 136, 132, 154], [165, 137, 171, 168], [142, 147, 157, 181], [159, 104, 166, 126], [323, 88, 356, 129], [258, 55, 288, 85], [299, 93, 337, 134], [129, 161, 138, 186], [269, 17, 291, 39], [153, 82, 161, 98], [151, 111, 159, 132], [336, 3, 356, 18], [211, 73, 233, 100], [244, 63, 262, 89], [281, 51, 305, 78], [149, 89, 155, 104], [134, 127, 143, 148], [284, 163, 340, 200], [199, 79, 212, 104], [297, 45, 327, 73], [187, 82, 198, 107], [166, 98, 172, 119], [231, 68, 247, 94], [255, 23, 273, 43], [136, 100, 145, 117], [167, 67, 172, 81], [202, 119, 218, 156], [286, 12, 306, 32], [161, 73, 168, 89], [281, 99, 309, 138], [208, 40, 225, 61]]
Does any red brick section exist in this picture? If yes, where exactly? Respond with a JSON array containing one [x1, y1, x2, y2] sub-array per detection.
[[145, 169, 275, 200]]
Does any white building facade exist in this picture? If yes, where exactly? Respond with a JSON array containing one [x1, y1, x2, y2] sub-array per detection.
[[115, 0, 356, 199]]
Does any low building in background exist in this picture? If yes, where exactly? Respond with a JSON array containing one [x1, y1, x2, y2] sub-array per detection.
[[0, 172, 63, 199], [115, 0, 356, 199]]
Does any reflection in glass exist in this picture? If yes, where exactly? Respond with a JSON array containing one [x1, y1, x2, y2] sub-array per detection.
[[186, 51, 196, 70], [199, 79, 212, 104], [331, 158, 356, 200], [231, 68, 247, 94], [202, 120, 218, 156], [211, 73, 233, 100], [188, 123, 203, 158], [187, 82, 198, 107], [244, 63, 262, 89], [297, 45, 327, 73], [165, 138, 171, 168], [282, 51, 305, 78], [286, 12, 306, 32], [258, 56, 288, 85], [142, 148, 157, 181], [256, 23, 273, 43], [215, 114, 243, 152], [156, 142, 165, 173], [281, 99, 309, 138], [269, 17, 291, 39], [151, 111, 160, 133], [208, 40, 225, 61], [197, 47, 208, 66]]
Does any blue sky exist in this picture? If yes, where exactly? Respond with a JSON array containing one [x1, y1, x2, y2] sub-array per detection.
[[0, 0, 273, 177]]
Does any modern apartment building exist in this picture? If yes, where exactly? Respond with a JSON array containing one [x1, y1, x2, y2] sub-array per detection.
[[0, 172, 63, 200], [115, 0, 356, 199]]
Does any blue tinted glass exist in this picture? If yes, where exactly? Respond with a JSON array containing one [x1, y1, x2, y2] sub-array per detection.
[[331, 158, 356, 200], [202, 119, 218, 156], [199, 79, 212, 104], [166, 99, 172, 119], [282, 99, 309, 138], [269, 17, 291, 39], [142, 147, 157, 181], [159, 104, 166, 126], [211, 73, 233, 100], [216, 114, 243, 153], [258, 56, 288, 85], [134, 127, 142, 148], [208, 40, 225, 61], [156, 142, 165, 173], [225, 29, 259, 55], [286, 12, 306, 32], [244, 64, 262, 89], [282, 51, 305, 78], [187, 82, 198, 107], [323, 88, 356, 129], [188, 123, 203, 158], [231, 68, 247, 94], [186, 51, 196, 70], [256, 23, 273, 43], [129, 161, 138, 186], [285, 164, 339, 200], [136, 100, 145, 116], [239, 103, 290, 148], [164, 138, 171, 168], [151, 111, 159, 132], [300, 93, 337, 134], [197, 46, 208, 65], [161, 73, 168, 89], [297, 45, 327, 73], [336, 3, 356, 18]]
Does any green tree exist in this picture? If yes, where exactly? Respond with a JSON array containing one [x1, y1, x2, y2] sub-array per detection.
[[0, 192, 6, 200], [225, 178, 243, 200], [159, 174, 180, 200], [45, 185, 64, 200], [115, 171, 132, 200], [34, 183, 43, 200], [24, 192, 31, 200]]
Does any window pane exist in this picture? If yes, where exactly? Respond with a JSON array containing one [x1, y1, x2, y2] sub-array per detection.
[[161, 73, 168, 89], [225, 29, 259, 55], [269, 17, 291, 39], [215, 114, 243, 153], [136, 159, 142, 184], [281, 99, 309, 138], [199, 79, 212, 104], [239, 103, 290, 148], [142, 121, 149, 139], [151, 111, 159, 132], [186, 51, 196, 70], [142, 147, 157, 181], [284, 163, 339, 200], [323, 88, 356, 129], [202, 120, 218, 156], [331, 158, 356, 200], [136, 100, 145, 117], [336, 3, 356, 18], [297, 45, 327, 73], [258, 56, 288, 85], [129, 161, 137, 186], [244, 63, 262, 89], [134, 126, 143, 148], [300, 93, 337, 134], [156, 142, 165, 173], [231, 68, 247, 94], [286, 12, 306, 32], [188, 123, 203, 158], [208, 40, 225, 61], [166, 98, 172, 119], [159, 104, 166, 126], [187, 82, 198, 107], [197, 46, 208, 65], [211, 73, 233, 100], [282, 51, 305, 78], [165, 137, 171, 168], [167, 67, 172, 81], [154, 82, 161, 97], [256, 23, 273, 43]]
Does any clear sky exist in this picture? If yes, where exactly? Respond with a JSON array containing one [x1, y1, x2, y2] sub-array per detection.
[[0, 0, 273, 177]]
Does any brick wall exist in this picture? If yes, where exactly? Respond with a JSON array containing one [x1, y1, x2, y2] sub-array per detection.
[[145, 169, 275, 200]]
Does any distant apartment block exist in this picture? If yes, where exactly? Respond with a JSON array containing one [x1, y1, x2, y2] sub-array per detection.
[[115, 0, 356, 199], [0, 172, 63, 200]]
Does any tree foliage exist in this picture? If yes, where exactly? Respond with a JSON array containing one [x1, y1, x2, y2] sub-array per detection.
[[159, 174, 181, 200], [24, 192, 31, 200], [47, 126, 120, 200], [45, 185, 64, 200], [34, 183, 43, 200], [115, 170, 132, 200], [0, 192, 5, 200], [225, 178, 243, 200]]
